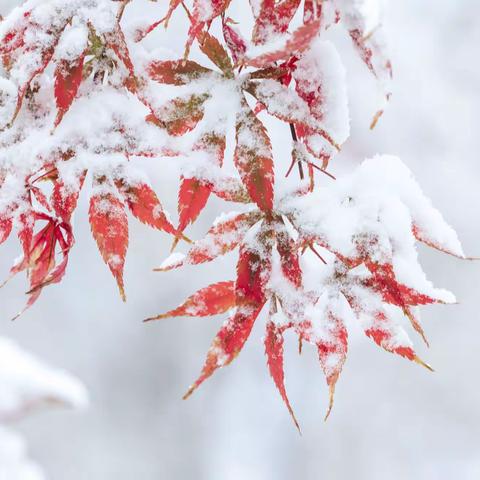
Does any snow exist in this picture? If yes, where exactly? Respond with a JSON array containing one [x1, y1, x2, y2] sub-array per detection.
[[284, 155, 460, 301], [194, 0, 215, 23], [0, 427, 45, 480], [254, 79, 314, 124], [0, 336, 87, 479], [0, 337, 88, 420], [0, 78, 17, 130], [293, 39, 350, 155], [334, 0, 392, 115], [54, 23, 89, 62], [159, 252, 186, 270], [335, 0, 382, 36]]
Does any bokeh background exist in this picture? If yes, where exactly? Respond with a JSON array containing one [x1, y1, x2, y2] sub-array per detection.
[[1, 1, 480, 479]]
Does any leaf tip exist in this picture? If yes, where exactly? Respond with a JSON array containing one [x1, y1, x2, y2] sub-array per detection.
[[170, 236, 180, 253], [370, 109, 384, 130], [324, 383, 336, 422], [144, 313, 167, 322], [118, 283, 127, 302], [152, 266, 167, 272], [182, 384, 196, 400], [413, 355, 434, 372]]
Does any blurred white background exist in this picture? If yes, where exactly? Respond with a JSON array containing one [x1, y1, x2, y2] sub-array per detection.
[[1, 1, 480, 479]]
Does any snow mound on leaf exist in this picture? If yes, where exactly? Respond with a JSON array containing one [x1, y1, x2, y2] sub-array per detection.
[[355, 155, 464, 259], [159, 252, 186, 270], [285, 155, 462, 302], [0, 337, 88, 421]]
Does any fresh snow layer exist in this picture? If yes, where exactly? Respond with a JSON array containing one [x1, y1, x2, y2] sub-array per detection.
[[283, 155, 461, 301]]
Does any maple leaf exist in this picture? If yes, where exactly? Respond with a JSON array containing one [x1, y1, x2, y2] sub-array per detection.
[[146, 281, 235, 321], [248, 78, 340, 152], [315, 309, 348, 420], [199, 32, 234, 77], [244, 17, 322, 68], [1, 212, 74, 319], [183, 244, 270, 399], [148, 60, 212, 85], [222, 17, 247, 64], [251, 0, 302, 45], [334, 0, 392, 127], [116, 179, 176, 235], [0, 217, 12, 245], [0, 7, 68, 124], [52, 171, 87, 224], [104, 22, 137, 91], [276, 225, 302, 288], [157, 94, 209, 136], [265, 319, 300, 431], [346, 287, 433, 371], [54, 54, 86, 127], [89, 185, 129, 301], [303, 0, 323, 24], [234, 104, 274, 212], [185, 0, 232, 57], [177, 178, 212, 233], [177, 133, 226, 234], [156, 211, 261, 271]]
